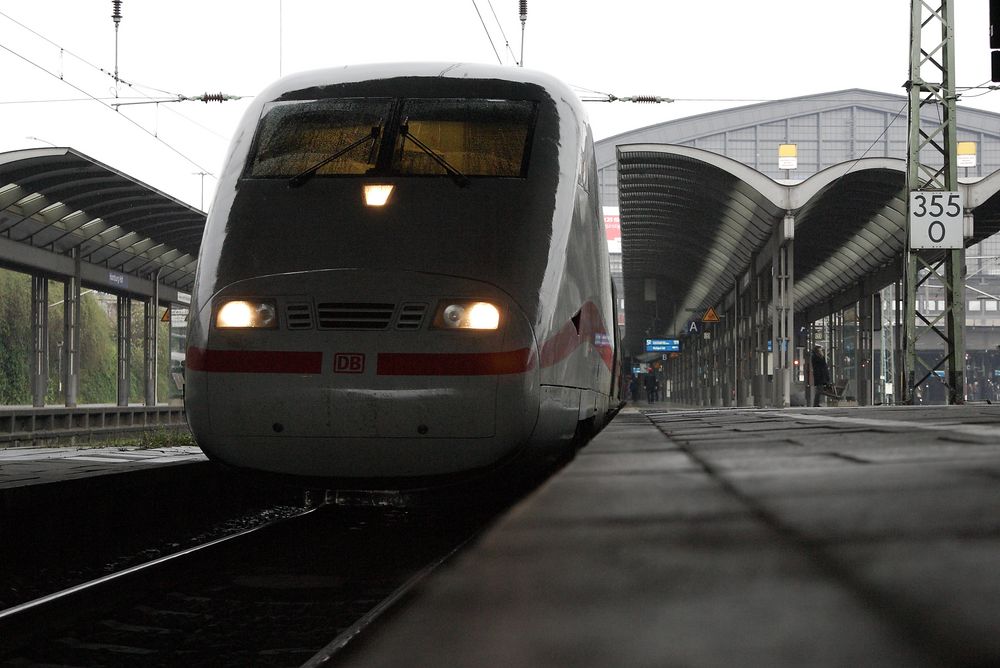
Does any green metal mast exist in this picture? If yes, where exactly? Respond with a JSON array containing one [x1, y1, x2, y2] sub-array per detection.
[[904, 0, 965, 405]]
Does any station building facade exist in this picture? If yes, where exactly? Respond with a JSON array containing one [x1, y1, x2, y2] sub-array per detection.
[[595, 89, 1000, 404]]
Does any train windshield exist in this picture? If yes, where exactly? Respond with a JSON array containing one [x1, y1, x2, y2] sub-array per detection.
[[247, 98, 393, 177], [245, 97, 536, 179], [393, 99, 535, 177]]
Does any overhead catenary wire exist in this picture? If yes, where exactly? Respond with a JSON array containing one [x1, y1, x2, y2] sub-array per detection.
[[0, 41, 215, 175], [0, 8, 251, 171], [840, 101, 908, 178], [0, 94, 236, 141], [0, 7, 240, 146], [0, 10, 245, 115], [574, 89, 999, 106], [486, 0, 519, 66], [0, 96, 156, 104], [956, 79, 1000, 100], [0, 8, 172, 94], [469, 0, 502, 65]]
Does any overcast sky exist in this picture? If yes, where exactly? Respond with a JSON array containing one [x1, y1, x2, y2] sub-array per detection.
[[1, 1, 998, 210]]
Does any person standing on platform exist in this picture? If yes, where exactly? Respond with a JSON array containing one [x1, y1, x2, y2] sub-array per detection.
[[811, 345, 831, 407]]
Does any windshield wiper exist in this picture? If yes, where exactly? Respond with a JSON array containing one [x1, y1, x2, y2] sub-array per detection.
[[399, 121, 470, 188], [288, 126, 381, 188]]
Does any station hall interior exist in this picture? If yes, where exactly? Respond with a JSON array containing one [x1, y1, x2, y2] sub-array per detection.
[[3, 88, 1000, 426], [596, 88, 1000, 409]]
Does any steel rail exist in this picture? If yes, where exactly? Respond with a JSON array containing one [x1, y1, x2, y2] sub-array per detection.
[[0, 504, 317, 653]]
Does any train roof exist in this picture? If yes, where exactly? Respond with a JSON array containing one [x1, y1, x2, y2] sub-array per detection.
[[255, 62, 578, 104]]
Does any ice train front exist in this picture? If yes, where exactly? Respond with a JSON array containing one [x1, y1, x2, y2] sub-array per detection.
[[185, 63, 585, 480]]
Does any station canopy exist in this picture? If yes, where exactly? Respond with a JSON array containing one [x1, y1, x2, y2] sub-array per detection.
[[618, 144, 1000, 353], [0, 147, 205, 293]]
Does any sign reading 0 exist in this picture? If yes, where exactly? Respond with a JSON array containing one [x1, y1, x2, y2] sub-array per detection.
[[909, 191, 963, 249], [646, 338, 680, 353]]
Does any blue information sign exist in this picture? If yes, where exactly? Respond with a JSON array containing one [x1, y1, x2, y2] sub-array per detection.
[[645, 338, 680, 353]]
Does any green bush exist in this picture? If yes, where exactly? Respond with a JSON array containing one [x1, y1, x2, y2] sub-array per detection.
[[0, 268, 178, 405], [0, 270, 31, 404]]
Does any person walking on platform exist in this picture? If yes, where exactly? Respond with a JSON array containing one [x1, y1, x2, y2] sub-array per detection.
[[644, 373, 657, 403], [811, 345, 831, 407]]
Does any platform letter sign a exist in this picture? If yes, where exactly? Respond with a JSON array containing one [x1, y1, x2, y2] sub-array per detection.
[[909, 191, 963, 250]]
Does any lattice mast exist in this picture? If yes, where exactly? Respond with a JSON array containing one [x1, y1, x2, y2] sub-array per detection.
[[904, 0, 965, 405]]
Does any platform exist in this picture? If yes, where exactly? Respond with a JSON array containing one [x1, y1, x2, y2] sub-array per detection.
[[334, 403, 1000, 667], [0, 443, 207, 516]]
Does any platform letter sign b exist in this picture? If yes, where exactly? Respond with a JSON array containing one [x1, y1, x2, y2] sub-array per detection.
[[909, 191, 963, 250]]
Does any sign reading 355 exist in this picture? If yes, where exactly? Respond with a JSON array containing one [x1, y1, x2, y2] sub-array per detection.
[[909, 191, 963, 250]]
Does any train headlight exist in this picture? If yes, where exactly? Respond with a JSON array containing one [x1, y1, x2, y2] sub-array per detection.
[[364, 184, 394, 206], [215, 300, 278, 329], [432, 301, 500, 330]]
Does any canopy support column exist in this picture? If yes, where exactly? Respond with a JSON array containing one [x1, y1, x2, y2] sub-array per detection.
[[31, 275, 49, 407], [736, 271, 753, 407], [724, 296, 737, 407], [144, 270, 161, 407], [63, 249, 81, 407], [117, 295, 132, 407], [753, 260, 769, 408], [857, 292, 874, 406], [771, 214, 795, 408], [144, 298, 156, 406]]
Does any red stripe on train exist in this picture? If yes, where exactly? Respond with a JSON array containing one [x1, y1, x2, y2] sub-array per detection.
[[185, 347, 323, 374], [538, 301, 615, 371], [377, 348, 535, 376]]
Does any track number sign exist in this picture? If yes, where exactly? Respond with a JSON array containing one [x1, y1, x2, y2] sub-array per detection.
[[909, 191, 963, 249]]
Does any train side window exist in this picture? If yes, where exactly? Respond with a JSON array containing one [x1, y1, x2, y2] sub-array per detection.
[[246, 98, 393, 178], [393, 99, 536, 178]]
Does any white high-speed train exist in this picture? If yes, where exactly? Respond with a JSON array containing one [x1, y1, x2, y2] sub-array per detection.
[[185, 63, 621, 483]]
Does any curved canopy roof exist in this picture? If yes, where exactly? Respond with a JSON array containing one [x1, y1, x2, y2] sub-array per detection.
[[618, 144, 1000, 354], [0, 147, 204, 292]]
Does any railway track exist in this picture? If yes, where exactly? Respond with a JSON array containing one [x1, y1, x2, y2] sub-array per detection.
[[0, 487, 516, 667]]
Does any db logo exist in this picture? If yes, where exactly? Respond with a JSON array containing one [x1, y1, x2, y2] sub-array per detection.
[[333, 353, 365, 374]]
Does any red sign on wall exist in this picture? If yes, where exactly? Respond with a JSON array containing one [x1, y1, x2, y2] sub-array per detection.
[[603, 214, 621, 242]]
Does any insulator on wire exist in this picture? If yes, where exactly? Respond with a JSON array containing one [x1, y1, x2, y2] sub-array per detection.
[[111, 0, 123, 88], [519, 0, 527, 67], [178, 92, 243, 103], [620, 95, 674, 104]]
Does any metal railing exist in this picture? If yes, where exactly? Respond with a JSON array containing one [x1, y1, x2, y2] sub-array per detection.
[[0, 405, 188, 447]]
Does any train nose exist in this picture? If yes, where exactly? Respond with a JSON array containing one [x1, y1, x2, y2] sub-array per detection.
[[186, 269, 539, 476]]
